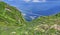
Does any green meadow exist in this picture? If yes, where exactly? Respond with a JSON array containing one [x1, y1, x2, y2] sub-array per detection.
[[0, 2, 60, 35]]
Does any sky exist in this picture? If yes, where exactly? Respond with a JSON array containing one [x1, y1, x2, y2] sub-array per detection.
[[2, 0, 60, 21]]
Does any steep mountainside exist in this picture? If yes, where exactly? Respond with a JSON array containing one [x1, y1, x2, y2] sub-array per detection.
[[0, 1, 60, 35]]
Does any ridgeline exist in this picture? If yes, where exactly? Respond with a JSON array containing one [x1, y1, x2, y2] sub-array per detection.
[[0, 1, 60, 35]]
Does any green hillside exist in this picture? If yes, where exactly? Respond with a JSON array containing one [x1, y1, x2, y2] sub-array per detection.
[[0, 1, 60, 35]]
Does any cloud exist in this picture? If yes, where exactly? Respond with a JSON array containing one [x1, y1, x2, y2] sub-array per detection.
[[24, 0, 31, 2], [32, 0, 46, 2]]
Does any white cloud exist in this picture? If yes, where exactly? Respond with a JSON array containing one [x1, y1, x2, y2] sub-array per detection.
[[32, 0, 40, 2], [30, 16, 36, 19], [32, 0, 46, 2], [22, 13, 26, 16], [24, 0, 31, 2]]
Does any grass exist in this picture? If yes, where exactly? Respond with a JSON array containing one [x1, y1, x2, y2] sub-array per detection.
[[0, 1, 60, 35]]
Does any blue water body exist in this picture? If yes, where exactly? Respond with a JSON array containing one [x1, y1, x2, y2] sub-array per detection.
[[2, 0, 60, 21]]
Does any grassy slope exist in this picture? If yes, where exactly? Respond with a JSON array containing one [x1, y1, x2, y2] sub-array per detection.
[[0, 1, 60, 35]]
